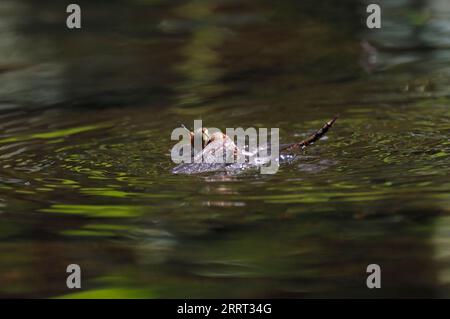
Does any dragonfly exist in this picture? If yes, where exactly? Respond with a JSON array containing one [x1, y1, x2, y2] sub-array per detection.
[[172, 117, 337, 175]]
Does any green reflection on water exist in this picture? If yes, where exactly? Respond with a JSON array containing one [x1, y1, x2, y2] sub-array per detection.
[[0, 0, 449, 299], [173, 1, 227, 106], [40, 205, 144, 218], [0, 124, 110, 144], [58, 288, 156, 299]]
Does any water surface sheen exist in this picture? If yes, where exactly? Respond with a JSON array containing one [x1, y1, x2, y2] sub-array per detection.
[[0, 0, 450, 298]]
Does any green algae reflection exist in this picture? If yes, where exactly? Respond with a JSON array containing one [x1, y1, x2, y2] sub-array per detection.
[[0, 124, 111, 144], [40, 204, 144, 218]]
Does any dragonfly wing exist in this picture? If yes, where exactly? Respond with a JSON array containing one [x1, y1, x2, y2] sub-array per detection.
[[172, 139, 237, 174], [193, 139, 235, 164], [172, 163, 226, 174]]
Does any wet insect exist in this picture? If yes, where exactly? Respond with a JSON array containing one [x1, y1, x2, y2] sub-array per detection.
[[172, 117, 337, 175]]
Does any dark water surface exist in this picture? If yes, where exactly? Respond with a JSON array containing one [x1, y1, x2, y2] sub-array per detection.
[[0, 0, 449, 298]]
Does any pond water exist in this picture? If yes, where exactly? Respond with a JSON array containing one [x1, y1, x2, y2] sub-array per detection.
[[0, 0, 449, 298]]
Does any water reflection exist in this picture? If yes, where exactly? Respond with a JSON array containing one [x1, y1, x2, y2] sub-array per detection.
[[0, 0, 449, 298], [171, 1, 228, 106], [366, 0, 450, 48]]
